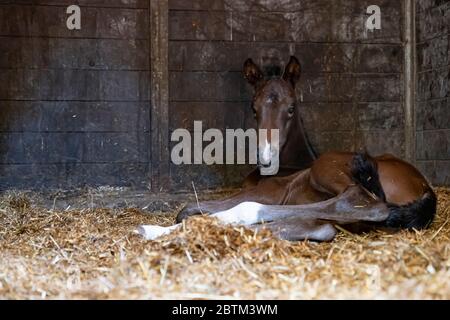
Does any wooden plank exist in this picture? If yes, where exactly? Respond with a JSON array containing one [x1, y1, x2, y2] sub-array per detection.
[[0, 163, 150, 190], [298, 103, 355, 132], [417, 68, 450, 101], [169, 0, 306, 12], [169, 0, 227, 11], [295, 44, 356, 73], [307, 131, 355, 155], [416, 0, 449, 13], [416, 34, 450, 72], [169, 10, 230, 41], [168, 0, 401, 44], [355, 130, 405, 157], [404, 0, 416, 163], [168, 0, 402, 43], [356, 103, 405, 130], [0, 101, 150, 132], [150, 0, 170, 191], [296, 74, 355, 103], [355, 45, 403, 73], [0, 69, 150, 101], [170, 162, 252, 191], [170, 42, 400, 73], [169, 71, 249, 102], [169, 101, 245, 131], [0, 1, 149, 8], [0, 5, 149, 39], [232, 10, 328, 42], [416, 129, 450, 161], [416, 2, 450, 43], [416, 160, 450, 186], [0, 132, 149, 164], [354, 74, 403, 102], [416, 99, 450, 131], [169, 41, 292, 72], [0, 37, 150, 70]]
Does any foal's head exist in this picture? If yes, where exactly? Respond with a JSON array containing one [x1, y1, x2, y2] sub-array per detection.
[[243, 56, 304, 172]]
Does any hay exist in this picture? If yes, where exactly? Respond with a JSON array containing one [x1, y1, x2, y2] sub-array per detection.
[[0, 188, 449, 299]]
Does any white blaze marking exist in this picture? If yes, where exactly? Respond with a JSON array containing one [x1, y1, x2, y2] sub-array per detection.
[[261, 138, 272, 165]]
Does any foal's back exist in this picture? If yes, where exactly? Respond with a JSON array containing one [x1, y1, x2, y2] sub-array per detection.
[[307, 151, 432, 206], [376, 154, 432, 205]]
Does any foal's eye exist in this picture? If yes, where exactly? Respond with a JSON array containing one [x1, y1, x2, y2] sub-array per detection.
[[288, 106, 295, 116]]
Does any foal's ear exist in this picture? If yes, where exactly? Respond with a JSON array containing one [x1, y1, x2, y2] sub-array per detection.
[[243, 58, 264, 88], [283, 56, 301, 87]]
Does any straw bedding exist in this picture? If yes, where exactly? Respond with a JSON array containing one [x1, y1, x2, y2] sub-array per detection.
[[0, 188, 449, 299]]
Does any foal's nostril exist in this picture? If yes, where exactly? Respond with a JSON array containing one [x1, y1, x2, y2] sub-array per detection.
[[257, 162, 272, 169]]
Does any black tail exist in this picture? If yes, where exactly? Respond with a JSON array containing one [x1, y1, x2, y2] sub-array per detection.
[[350, 152, 436, 230], [385, 190, 437, 229]]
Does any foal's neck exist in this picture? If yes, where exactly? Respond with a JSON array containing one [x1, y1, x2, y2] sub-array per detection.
[[280, 115, 316, 169]]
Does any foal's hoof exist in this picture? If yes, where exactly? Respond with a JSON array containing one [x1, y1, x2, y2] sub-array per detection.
[[176, 205, 202, 223]]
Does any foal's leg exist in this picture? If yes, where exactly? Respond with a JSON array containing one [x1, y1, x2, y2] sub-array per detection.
[[138, 185, 388, 241], [138, 217, 337, 242], [212, 185, 390, 225], [252, 218, 337, 242], [140, 192, 267, 240], [176, 190, 260, 223]]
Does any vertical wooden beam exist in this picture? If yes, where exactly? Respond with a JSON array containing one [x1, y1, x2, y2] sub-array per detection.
[[150, 0, 170, 192], [404, 0, 416, 163]]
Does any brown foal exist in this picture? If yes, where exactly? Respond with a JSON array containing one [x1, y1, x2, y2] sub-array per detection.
[[139, 56, 436, 242]]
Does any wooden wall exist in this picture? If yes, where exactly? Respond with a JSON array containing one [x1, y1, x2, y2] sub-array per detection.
[[1, 0, 433, 191], [416, 0, 450, 186], [0, 0, 151, 190]]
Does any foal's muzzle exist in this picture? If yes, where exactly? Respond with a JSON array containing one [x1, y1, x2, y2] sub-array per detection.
[[257, 144, 280, 176]]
